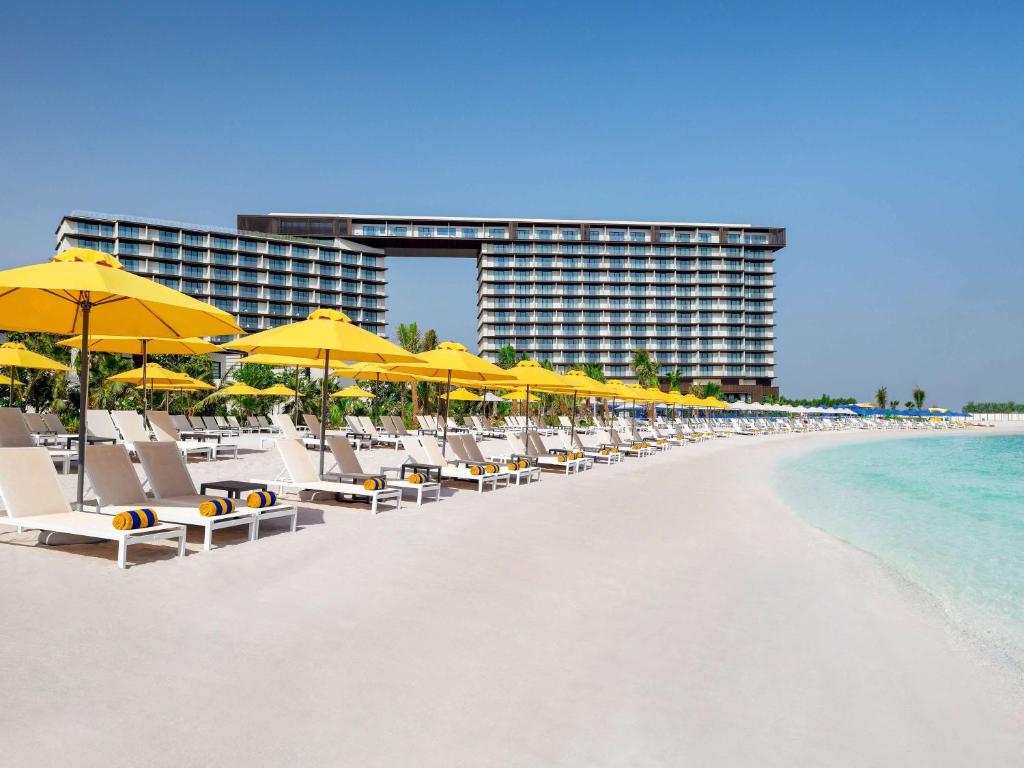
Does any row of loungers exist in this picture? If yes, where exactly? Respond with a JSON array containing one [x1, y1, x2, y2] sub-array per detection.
[[0, 443, 297, 569]]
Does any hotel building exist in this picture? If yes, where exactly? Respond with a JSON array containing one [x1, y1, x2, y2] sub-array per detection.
[[238, 214, 784, 400], [55, 212, 388, 341]]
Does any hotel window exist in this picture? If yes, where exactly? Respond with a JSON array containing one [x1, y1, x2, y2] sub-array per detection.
[[608, 246, 626, 256], [183, 280, 204, 293], [436, 227, 455, 236], [516, 228, 532, 239], [268, 258, 287, 271], [118, 242, 140, 256], [213, 268, 234, 280], [293, 289, 311, 302], [157, 229, 178, 242], [239, 300, 258, 313], [239, 286, 258, 298], [153, 277, 178, 289], [120, 258, 140, 270], [212, 236, 235, 248], [212, 284, 233, 296], [487, 228, 507, 239], [156, 246, 179, 258], [119, 225, 140, 238], [588, 229, 603, 241], [293, 247, 310, 258], [319, 249, 338, 261], [213, 252, 234, 265], [609, 231, 625, 242], [389, 226, 407, 236], [269, 274, 286, 286], [460, 227, 478, 238], [239, 255, 258, 268], [183, 233, 205, 246], [269, 244, 287, 256], [361, 225, 385, 236], [159, 263, 179, 275], [536, 244, 554, 254], [293, 261, 310, 273], [561, 244, 580, 254], [239, 270, 258, 282], [416, 226, 434, 237], [269, 303, 288, 316]]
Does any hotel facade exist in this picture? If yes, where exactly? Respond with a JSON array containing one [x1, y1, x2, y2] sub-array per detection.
[[55, 212, 388, 340], [239, 214, 784, 400]]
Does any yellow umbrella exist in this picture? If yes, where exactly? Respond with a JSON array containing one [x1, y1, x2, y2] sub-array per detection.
[[0, 248, 240, 507], [560, 369, 615, 442], [676, 393, 706, 408], [225, 308, 421, 474], [259, 384, 297, 397], [0, 374, 25, 389], [236, 354, 321, 427], [216, 383, 263, 397], [389, 341, 512, 454], [440, 387, 483, 401], [0, 342, 71, 407], [702, 397, 729, 409], [332, 362, 420, 383], [108, 362, 195, 387], [502, 389, 540, 402], [331, 385, 375, 399], [498, 360, 576, 450], [60, 335, 220, 417]]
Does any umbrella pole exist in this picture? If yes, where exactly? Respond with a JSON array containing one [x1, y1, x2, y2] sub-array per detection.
[[75, 297, 92, 510], [293, 366, 300, 426], [441, 371, 452, 455], [141, 339, 148, 430], [319, 353, 329, 478], [522, 385, 530, 455], [570, 390, 578, 445], [8, 365, 13, 408]]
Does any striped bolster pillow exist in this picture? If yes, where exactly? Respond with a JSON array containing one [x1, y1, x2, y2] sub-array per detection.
[[112, 508, 159, 530], [469, 465, 482, 476], [199, 498, 235, 517], [506, 462, 519, 471], [247, 491, 277, 508], [485, 464, 498, 474], [600, 448, 609, 456], [517, 459, 529, 469], [406, 472, 424, 484], [557, 454, 566, 462], [363, 477, 386, 491]]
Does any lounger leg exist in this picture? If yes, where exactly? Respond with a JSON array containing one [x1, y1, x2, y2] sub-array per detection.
[[371, 495, 378, 514], [117, 540, 127, 569], [250, 517, 259, 542], [416, 487, 423, 506], [204, 525, 213, 551], [290, 511, 297, 532], [177, 530, 186, 558]]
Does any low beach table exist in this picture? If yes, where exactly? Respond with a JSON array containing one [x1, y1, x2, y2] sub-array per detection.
[[199, 480, 268, 499]]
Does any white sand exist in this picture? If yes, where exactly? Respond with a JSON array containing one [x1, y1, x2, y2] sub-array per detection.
[[1, 428, 1022, 766]]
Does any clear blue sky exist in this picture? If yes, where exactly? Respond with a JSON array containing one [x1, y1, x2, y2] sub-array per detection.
[[2, 1, 1021, 407]]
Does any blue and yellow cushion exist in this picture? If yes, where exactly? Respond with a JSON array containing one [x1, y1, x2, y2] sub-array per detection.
[[112, 508, 159, 530], [363, 477, 386, 491], [246, 491, 277, 508], [199, 497, 235, 517], [517, 459, 529, 469], [406, 472, 424, 484], [469, 465, 482, 476]]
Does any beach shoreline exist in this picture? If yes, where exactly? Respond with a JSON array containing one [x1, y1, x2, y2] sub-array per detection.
[[1, 425, 1022, 766]]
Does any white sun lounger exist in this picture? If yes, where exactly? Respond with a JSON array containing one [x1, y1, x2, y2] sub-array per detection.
[[0, 407, 76, 472], [256, 439, 402, 514], [411, 434, 499, 493], [111, 409, 213, 463], [453, 433, 539, 485], [133, 441, 297, 545], [83, 443, 266, 550], [0, 447, 186, 568], [148, 410, 237, 460], [326, 436, 441, 506]]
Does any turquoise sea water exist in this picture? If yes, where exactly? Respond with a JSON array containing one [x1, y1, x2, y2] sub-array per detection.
[[778, 433, 1024, 665]]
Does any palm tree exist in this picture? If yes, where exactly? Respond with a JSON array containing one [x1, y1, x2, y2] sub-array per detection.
[[875, 386, 888, 410], [397, 322, 422, 418], [904, 400, 914, 409], [889, 399, 899, 410], [664, 368, 683, 394], [497, 345, 517, 369], [418, 328, 439, 414], [582, 363, 605, 383], [630, 349, 659, 421], [688, 381, 724, 399], [912, 386, 926, 410]]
